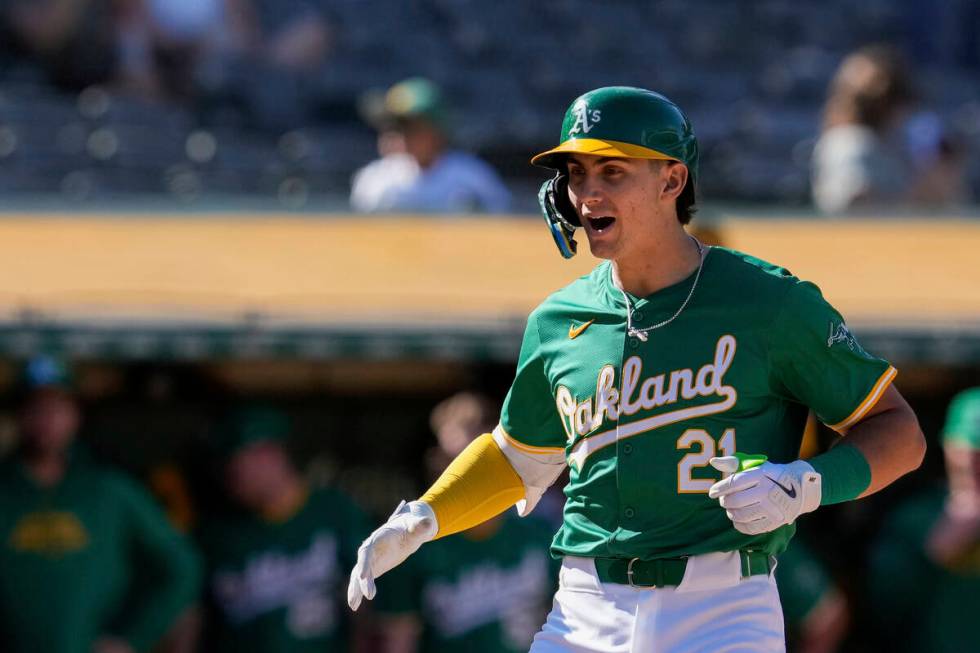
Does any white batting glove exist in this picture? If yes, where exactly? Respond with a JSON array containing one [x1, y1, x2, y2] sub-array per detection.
[[708, 457, 821, 535], [347, 500, 438, 611]]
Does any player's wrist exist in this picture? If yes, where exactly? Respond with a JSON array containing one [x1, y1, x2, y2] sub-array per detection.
[[404, 500, 439, 541], [782, 460, 822, 515], [807, 443, 872, 506]]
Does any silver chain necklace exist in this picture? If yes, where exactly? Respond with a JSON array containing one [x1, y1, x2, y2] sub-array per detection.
[[619, 237, 707, 342]]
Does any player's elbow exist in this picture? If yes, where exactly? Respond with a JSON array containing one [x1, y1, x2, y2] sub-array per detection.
[[897, 405, 927, 474]]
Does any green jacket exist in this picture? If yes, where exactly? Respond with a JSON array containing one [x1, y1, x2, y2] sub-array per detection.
[[0, 448, 201, 653]]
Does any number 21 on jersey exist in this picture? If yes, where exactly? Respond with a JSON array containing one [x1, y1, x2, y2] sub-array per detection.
[[676, 428, 735, 493]]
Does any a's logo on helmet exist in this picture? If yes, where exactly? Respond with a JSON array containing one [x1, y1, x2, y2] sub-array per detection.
[[568, 100, 602, 136]]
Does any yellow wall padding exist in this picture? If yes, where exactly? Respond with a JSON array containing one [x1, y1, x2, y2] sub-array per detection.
[[0, 215, 975, 326]]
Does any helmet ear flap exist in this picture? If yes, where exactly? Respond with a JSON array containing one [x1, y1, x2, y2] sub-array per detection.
[[550, 173, 580, 228], [538, 172, 581, 259]]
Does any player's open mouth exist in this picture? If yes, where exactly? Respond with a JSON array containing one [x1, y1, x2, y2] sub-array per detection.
[[588, 216, 616, 232]]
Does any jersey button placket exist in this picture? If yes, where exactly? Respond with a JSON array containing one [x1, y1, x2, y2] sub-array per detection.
[[616, 321, 639, 537]]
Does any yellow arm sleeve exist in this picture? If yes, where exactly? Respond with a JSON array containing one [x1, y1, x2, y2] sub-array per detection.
[[419, 433, 525, 539]]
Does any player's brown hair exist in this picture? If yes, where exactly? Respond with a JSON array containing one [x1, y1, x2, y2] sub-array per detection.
[[822, 44, 913, 132], [677, 181, 696, 225]]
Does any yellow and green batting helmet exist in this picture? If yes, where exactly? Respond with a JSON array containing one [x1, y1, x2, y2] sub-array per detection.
[[532, 86, 699, 187], [532, 86, 699, 259]]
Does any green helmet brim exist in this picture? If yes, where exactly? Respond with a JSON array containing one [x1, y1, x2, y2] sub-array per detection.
[[531, 138, 676, 168]]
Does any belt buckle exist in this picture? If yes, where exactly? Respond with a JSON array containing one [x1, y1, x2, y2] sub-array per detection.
[[626, 557, 651, 588]]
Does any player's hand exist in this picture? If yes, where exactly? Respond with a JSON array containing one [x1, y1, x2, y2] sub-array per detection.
[[925, 499, 980, 567], [347, 500, 438, 611], [708, 456, 821, 535], [91, 637, 135, 653]]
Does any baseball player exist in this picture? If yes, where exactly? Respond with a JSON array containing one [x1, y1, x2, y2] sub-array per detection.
[[0, 357, 201, 653], [869, 388, 980, 653], [348, 86, 925, 652], [199, 406, 369, 653]]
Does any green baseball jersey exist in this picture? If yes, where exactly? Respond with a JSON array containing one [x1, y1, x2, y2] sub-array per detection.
[[869, 486, 980, 653], [0, 448, 201, 653], [499, 247, 894, 560], [375, 512, 559, 653], [198, 487, 369, 653]]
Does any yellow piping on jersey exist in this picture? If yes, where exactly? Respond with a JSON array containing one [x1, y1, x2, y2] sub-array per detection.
[[828, 366, 897, 433], [495, 424, 566, 455], [420, 433, 525, 539]]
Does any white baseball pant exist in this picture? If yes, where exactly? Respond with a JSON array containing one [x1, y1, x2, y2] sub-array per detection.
[[530, 552, 785, 653]]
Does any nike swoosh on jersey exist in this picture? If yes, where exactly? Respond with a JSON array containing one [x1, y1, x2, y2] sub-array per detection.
[[766, 475, 797, 499], [568, 319, 595, 339]]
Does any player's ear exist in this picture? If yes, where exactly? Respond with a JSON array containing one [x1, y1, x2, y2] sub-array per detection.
[[660, 162, 688, 200]]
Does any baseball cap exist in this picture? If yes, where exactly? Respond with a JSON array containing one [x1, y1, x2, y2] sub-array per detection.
[[213, 405, 290, 459], [942, 388, 980, 450], [360, 77, 450, 132]]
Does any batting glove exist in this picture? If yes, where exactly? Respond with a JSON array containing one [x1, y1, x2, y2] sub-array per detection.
[[708, 457, 821, 535], [347, 500, 438, 611]]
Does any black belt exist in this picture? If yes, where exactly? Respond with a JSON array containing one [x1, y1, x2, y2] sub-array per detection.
[[592, 550, 773, 588]]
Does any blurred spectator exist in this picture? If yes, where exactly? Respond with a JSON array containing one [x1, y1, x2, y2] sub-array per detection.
[[0, 0, 236, 98], [243, 0, 333, 72], [775, 538, 849, 653], [190, 0, 336, 130], [811, 44, 968, 214], [869, 388, 980, 653], [1, 0, 330, 109], [375, 392, 557, 653], [113, 0, 233, 99], [350, 78, 512, 213], [1, 0, 118, 90], [0, 356, 201, 653], [197, 405, 369, 652]]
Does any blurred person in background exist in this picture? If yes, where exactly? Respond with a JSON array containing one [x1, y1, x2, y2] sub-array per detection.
[[869, 388, 980, 653], [811, 44, 968, 214], [375, 392, 557, 653], [237, 0, 332, 72], [197, 405, 369, 653], [0, 0, 239, 99], [774, 538, 848, 653], [350, 77, 512, 213], [0, 356, 201, 653], [1, 0, 331, 115], [189, 0, 336, 130], [113, 0, 237, 99], [0, 0, 119, 90], [115, 0, 320, 103]]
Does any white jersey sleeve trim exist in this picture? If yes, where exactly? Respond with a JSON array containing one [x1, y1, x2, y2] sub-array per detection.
[[492, 425, 566, 517]]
